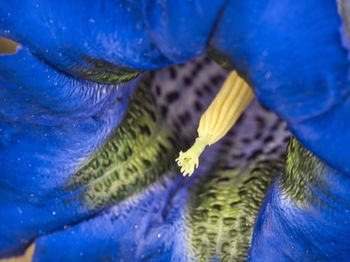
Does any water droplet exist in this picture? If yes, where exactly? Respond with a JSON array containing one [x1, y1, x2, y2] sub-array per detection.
[[265, 72, 272, 80]]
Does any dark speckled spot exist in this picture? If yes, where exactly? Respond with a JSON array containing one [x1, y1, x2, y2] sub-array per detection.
[[165, 91, 180, 104], [194, 100, 203, 112], [183, 76, 192, 86], [168, 67, 177, 79]]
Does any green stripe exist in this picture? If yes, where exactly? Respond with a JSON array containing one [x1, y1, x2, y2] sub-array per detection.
[[279, 137, 331, 207], [68, 76, 180, 209], [188, 159, 283, 261]]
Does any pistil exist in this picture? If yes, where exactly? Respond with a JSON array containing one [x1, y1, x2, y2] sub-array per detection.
[[176, 71, 254, 176]]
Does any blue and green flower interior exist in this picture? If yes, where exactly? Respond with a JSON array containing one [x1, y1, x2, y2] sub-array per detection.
[[1, 0, 350, 261]]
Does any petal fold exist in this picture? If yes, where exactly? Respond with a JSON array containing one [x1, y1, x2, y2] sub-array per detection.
[[0, 0, 225, 82], [208, 0, 350, 174], [249, 138, 350, 261], [0, 47, 135, 257]]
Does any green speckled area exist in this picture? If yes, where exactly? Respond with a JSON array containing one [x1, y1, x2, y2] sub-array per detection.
[[188, 159, 284, 262], [69, 76, 179, 209], [279, 137, 330, 207], [79, 58, 141, 84]]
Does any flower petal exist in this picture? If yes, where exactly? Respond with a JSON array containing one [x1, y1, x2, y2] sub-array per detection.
[[33, 177, 191, 262], [0, 47, 136, 257], [208, 0, 350, 175], [249, 138, 350, 261], [0, 0, 225, 82]]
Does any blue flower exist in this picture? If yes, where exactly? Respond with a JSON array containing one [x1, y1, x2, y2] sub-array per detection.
[[1, 0, 350, 261]]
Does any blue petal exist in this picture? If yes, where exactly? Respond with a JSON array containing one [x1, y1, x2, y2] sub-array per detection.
[[33, 177, 191, 262], [0, 0, 225, 79], [141, 0, 225, 63], [249, 138, 350, 261], [0, 47, 136, 257], [208, 0, 350, 174]]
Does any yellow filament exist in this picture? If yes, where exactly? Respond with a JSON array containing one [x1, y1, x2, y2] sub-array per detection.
[[176, 71, 254, 176]]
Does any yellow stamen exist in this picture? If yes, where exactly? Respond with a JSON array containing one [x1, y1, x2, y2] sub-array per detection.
[[176, 71, 254, 176]]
